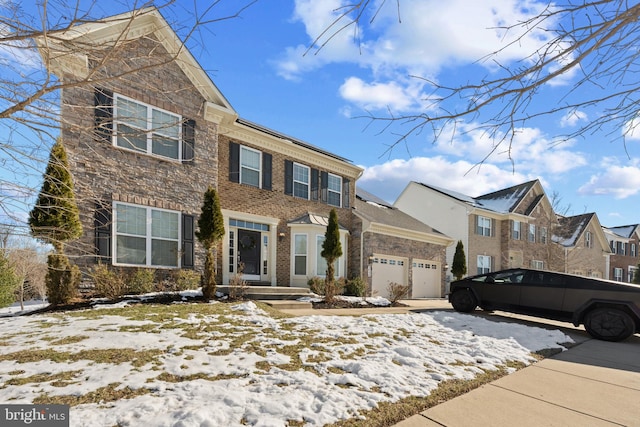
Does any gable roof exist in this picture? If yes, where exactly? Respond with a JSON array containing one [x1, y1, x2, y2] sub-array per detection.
[[604, 224, 640, 239], [355, 189, 452, 246], [413, 179, 541, 215], [554, 213, 596, 247]]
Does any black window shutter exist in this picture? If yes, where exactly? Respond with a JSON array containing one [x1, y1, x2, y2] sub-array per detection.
[[284, 160, 293, 196], [94, 88, 113, 143], [262, 152, 272, 190], [182, 119, 195, 164], [182, 214, 195, 269], [311, 168, 319, 201], [229, 141, 240, 183], [320, 171, 328, 203], [95, 202, 112, 262], [342, 178, 350, 208]]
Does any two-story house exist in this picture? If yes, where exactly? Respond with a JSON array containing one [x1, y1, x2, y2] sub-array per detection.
[[603, 224, 640, 282], [395, 180, 563, 283], [554, 213, 611, 278], [40, 7, 452, 294]]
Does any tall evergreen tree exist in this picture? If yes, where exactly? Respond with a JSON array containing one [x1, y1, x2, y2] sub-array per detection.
[[29, 138, 82, 252], [451, 240, 467, 280], [195, 186, 225, 299], [321, 209, 342, 304], [0, 248, 18, 308], [29, 138, 82, 305]]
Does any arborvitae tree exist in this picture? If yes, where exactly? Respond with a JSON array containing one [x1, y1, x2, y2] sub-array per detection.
[[29, 138, 82, 305], [195, 186, 225, 299], [451, 240, 467, 280], [29, 138, 82, 253], [321, 209, 343, 304]]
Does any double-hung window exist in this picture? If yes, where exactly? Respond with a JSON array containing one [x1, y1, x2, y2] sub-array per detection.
[[327, 174, 342, 207], [528, 224, 536, 242], [632, 243, 637, 257], [294, 234, 307, 275], [240, 146, 261, 187], [614, 267, 623, 281], [477, 216, 491, 236], [512, 221, 520, 240], [114, 203, 180, 267], [293, 163, 310, 199], [114, 95, 182, 160], [540, 227, 548, 244], [477, 255, 491, 274]]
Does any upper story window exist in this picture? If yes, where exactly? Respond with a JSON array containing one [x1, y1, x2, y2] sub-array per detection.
[[512, 220, 520, 240], [610, 240, 617, 254], [327, 174, 342, 207], [632, 243, 637, 257], [540, 227, 548, 244], [114, 202, 180, 268], [617, 241, 627, 256], [585, 231, 592, 248], [229, 141, 272, 190], [240, 146, 261, 187], [293, 163, 310, 199], [528, 224, 536, 242], [114, 94, 182, 160], [476, 216, 491, 236], [94, 89, 195, 163], [284, 161, 350, 209]]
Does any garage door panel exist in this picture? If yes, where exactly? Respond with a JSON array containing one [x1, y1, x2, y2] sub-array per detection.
[[371, 255, 408, 300], [412, 260, 441, 298]]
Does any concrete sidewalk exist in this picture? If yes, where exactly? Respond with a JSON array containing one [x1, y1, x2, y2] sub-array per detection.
[[275, 299, 640, 426]]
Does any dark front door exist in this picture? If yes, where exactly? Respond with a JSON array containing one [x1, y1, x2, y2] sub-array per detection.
[[238, 229, 261, 279]]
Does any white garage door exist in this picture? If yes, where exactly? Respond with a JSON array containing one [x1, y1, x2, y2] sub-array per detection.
[[371, 255, 408, 300], [412, 260, 441, 298]]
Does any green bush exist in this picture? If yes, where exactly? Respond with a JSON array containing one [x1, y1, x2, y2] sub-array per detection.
[[46, 253, 80, 305], [92, 263, 126, 300], [0, 252, 18, 308], [343, 277, 366, 297], [308, 276, 325, 295], [174, 269, 201, 291], [128, 268, 155, 295]]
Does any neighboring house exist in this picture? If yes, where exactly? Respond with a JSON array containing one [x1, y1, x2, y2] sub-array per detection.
[[395, 180, 561, 282], [603, 224, 640, 282], [554, 213, 611, 279], [352, 189, 453, 298]]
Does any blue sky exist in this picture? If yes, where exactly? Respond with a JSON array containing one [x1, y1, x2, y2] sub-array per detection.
[[7, 0, 640, 227]]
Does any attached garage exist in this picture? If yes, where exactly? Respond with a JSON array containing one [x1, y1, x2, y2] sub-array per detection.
[[371, 255, 408, 300], [411, 260, 441, 298]]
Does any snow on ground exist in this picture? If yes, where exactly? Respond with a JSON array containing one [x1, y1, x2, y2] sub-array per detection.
[[0, 299, 573, 427]]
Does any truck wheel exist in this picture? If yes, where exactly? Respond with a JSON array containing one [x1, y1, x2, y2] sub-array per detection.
[[584, 307, 635, 342], [450, 290, 477, 313]]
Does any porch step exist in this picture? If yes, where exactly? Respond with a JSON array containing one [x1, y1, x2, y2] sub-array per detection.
[[216, 285, 313, 301], [260, 300, 313, 310]]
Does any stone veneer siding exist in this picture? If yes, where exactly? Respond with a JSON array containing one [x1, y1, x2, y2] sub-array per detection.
[[59, 36, 217, 276], [217, 135, 356, 286]]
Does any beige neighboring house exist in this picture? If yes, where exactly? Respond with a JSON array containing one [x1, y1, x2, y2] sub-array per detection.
[[352, 189, 453, 299], [554, 213, 611, 279], [395, 180, 559, 284]]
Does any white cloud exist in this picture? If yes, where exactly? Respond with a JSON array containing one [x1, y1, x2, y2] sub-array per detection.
[[578, 163, 640, 199], [338, 77, 430, 113], [623, 116, 640, 141], [560, 110, 588, 128]]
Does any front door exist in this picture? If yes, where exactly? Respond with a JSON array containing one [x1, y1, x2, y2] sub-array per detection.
[[238, 229, 261, 281]]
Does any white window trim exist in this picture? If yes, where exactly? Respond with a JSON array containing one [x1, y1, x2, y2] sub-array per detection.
[[240, 145, 262, 188], [293, 162, 310, 200], [512, 221, 520, 240], [113, 201, 181, 268], [531, 260, 544, 270], [477, 216, 491, 237], [528, 224, 536, 242], [293, 233, 308, 276], [327, 173, 342, 208], [477, 255, 491, 274], [614, 267, 623, 281], [632, 243, 637, 258], [585, 231, 592, 248], [113, 93, 182, 161]]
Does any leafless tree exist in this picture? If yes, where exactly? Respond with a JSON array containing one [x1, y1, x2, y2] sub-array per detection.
[[0, 0, 256, 232], [312, 1, 640, 159]]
